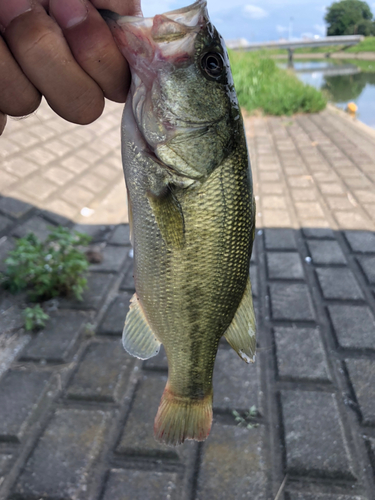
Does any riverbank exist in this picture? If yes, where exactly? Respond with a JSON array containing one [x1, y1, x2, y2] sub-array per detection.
[[272, 51, 375, 60]]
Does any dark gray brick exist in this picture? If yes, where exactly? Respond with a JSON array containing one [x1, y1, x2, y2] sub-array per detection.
[[89, 244, 127, 273], [0, 370, 51, 442], [287, 493, 364, 500], [281, 390, 354, 479], [100, 292, 132, 335], [20, 311, 87, 362], [66, 341, 134, 402], [0, 196, 32, 219], [14, 409, 109, 499], [119, 256, 135, 291], [346, 359, 375, 425], [250, 263, 258, 298], [12, 215, 51, 242], [269, 283, 315, 321], [108, 224, 131, 246], [307, 240, 347, 265], [196, 423, 266, 500], [143, 344, 168, 371], [0, 454, 13, 478], [213, 347, 260, 411], [116, 375, 193, 460], [59, 272, 114, 310], [72, 223, 113, 243], [357, 256, 375, 285], [274, 327, 331, 382], [302, 227, 335, 240], [264, 228, 297, 250], [344, 231, 375, 254], [266, 252, 304, 280], [316, 268, 364, 301], [0, 214, 12, 233], [102, 469, 179, 500], [328, 305, 375, 350]]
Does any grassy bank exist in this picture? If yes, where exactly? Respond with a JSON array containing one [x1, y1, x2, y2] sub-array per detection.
[[229, 51, 327, 116]]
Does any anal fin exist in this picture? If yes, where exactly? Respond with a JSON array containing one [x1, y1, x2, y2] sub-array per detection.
[[224, 277, 257, 363], [123, 293, 161, 360]]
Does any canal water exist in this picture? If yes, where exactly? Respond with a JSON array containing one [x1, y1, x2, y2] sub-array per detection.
[[282, 60, 375, 129]]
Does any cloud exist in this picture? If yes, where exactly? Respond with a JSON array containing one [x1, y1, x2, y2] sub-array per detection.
[[314, 24, 326, 35], [276, 24, 289, 33], [243, 4, 269, 19]]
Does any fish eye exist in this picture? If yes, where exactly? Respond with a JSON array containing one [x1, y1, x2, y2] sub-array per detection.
[[201, 52, 224, 78]]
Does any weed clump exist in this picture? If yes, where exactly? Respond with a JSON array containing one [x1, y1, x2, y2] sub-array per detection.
[[229, 51, 327, 116], [2, 226, 91, 302]]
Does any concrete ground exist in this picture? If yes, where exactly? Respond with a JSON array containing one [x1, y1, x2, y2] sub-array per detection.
[[0, 100, 375, 500]]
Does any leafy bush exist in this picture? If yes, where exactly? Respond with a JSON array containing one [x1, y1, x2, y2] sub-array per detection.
[[2, 226, 91, 301], [229, 51, 327, 116], [22, 305, 50, 331]]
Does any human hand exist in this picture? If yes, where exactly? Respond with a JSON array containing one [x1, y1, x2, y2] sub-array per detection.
[[0, 0, 142, 135]]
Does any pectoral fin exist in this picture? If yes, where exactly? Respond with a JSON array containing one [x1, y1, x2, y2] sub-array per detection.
[[123, 293, 161, 360], [147, 188, 185, 250], [224, 277, 256, 363]]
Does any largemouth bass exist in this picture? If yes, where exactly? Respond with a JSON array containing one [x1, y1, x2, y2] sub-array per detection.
[[103, 0, 256, 446]]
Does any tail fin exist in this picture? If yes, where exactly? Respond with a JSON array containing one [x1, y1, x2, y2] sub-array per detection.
[[154, 384, 213, 446]]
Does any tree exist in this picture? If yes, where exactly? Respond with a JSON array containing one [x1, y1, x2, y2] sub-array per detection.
[[325, 0, 375, 36]]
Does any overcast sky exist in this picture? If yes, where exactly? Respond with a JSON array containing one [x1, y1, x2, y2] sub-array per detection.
[[141, 0, 375, 42]]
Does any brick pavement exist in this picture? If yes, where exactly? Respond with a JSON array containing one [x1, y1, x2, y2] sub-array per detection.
[[0, 101, 375, 500]]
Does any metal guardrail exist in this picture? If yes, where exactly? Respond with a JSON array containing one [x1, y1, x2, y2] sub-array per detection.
[[226, 35, 365, 52]]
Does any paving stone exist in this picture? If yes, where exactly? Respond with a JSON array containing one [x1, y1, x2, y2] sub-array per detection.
[[274, 327, 331, 382], [143, 344, 168, 371], [287, 493, 364, 500], [328, 305, 375, 351], [66, 340, 133, 402], [0, 196, 32, 219], [269, 283, 315, 321], [0, 454, 12, 478], [20, 177, 57, 200], [0, 370, 51, 442], [20, 311, 87, 363], [12, 215, 52, 241], [102, 469, 180, 500], [266, 252, 305, 280], [108, 224, 131, 246], [357, 256, 375, 285], [14, 409, 109, 499], [72, 223, 113, 243], [61, 185, 95, 207], [344, 231, 375, 253], [0, 214, 13, 234], [89, 244, 127, 273], [196, 423, 266, 500], [262, 209, 292, 227], [213, 347, 260, 411], [119, 256, 135, 291], [316, 268, 364, 301], [346, 359, 375, 425], [306, 240, 347, 265], [250, 263, 258, 298], [281, 390, 354, 479], [59, 272, 114, 310], [100, 292, 132, 335], [302, 227, 335, 239], [264, 228, 297, 250], [335, 211, 373, 231], [116, 374, 192, 460]]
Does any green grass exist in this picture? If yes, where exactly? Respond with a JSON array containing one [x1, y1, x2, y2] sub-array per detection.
[[346, 36, 375, 52], [347, 59, 375, 71], [229, 51, 327, 116]]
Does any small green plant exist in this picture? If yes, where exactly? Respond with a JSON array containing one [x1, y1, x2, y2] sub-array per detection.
[[22, 305, 50, 331], [2, 226, 91, 301], [232, 405, 259, 429]]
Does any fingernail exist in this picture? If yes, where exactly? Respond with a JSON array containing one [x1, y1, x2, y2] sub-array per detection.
[[0, 0, 32, 30], [51, 0, 88, 29]]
